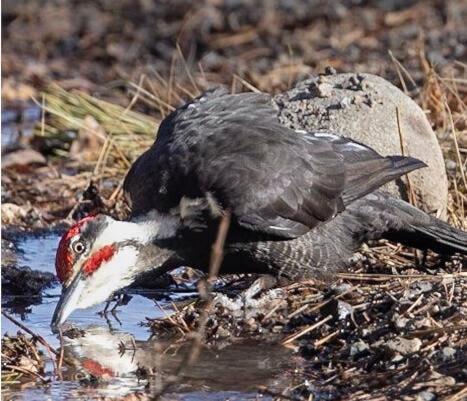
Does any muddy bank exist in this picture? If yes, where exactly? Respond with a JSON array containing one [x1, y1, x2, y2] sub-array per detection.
[[1, 229, 60, 299]]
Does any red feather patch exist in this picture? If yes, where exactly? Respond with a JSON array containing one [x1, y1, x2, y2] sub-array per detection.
[[55, 215, 96, 283], [82, 245, 115, 276]]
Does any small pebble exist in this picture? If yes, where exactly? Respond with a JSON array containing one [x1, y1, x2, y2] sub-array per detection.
[[350, 340, 369, 356], [416, 391, 436, 401], [317, 82, 333, 98], [324, 66, 337, 75], [445, 159, 457, 170], [386, 337, 422, 355]]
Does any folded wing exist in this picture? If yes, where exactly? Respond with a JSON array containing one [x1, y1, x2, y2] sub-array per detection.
[[124, 89, 424, 238]]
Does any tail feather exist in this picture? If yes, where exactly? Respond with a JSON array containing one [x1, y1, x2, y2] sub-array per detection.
[[347, 192, 467, 255], [384, 197, 467, 254], [403, 223, 467, 254]]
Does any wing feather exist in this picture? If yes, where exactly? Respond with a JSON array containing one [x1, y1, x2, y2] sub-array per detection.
[[124, 89, 424, 239]]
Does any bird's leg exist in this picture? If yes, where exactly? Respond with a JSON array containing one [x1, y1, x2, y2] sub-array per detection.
[[110, 308, 123, 326], [98, 295, 117, 317], [110, 294, 132, 312], [420, 249, 428, 266], [98, 293, 132, 325], [100, 299, 112, 315], [213, 275, 285, 311], [101, 308, 117, 331]]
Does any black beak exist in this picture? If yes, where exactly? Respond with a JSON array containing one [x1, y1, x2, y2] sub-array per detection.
[[51, 271, 85, 333]]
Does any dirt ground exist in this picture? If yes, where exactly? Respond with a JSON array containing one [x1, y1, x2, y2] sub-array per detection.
[[1, 0, 466, 400], [3, 0, 466, 99]]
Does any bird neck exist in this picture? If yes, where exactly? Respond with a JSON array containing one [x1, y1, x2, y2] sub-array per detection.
[[96, 211, 180, 248], [131, 210, 180, 241]]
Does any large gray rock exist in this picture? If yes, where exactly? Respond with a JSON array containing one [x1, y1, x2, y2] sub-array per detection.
[[274, 72, 448, 218]]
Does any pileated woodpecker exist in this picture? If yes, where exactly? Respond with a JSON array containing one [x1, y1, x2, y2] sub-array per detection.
[[51, 87, 467, 330]]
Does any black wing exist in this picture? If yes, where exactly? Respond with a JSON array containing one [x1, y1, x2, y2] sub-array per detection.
[[124, 88, 424, 238]]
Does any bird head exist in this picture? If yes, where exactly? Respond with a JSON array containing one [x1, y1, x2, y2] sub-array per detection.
[[51, 212, 177, 332]]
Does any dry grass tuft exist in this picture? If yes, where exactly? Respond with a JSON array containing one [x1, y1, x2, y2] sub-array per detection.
[[419, 57, 467, 227], [1, 332, 46, 384], [34, 84, 157, 174], [37, 84, 159, 139]]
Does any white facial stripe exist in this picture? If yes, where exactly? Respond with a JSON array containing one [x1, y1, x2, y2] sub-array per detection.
[[94, 220, 153, 248], [76, 247, 139, 309], [132, 210, 180, 239], [94, 212, 180, 250]]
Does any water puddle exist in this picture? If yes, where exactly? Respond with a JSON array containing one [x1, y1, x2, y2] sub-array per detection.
[[2, 104, 42, 147], [2, 233, 160, 347], [2, 232, 299, 400]]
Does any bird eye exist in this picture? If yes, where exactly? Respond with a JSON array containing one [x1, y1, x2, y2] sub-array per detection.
[[72, 240, 86, 254]]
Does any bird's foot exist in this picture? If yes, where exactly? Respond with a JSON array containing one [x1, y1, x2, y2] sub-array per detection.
[[213, 276, 285, 312]]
